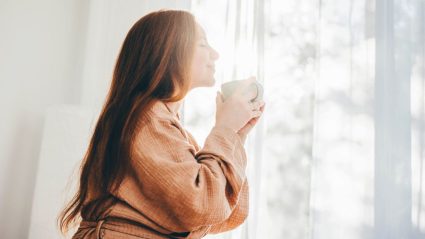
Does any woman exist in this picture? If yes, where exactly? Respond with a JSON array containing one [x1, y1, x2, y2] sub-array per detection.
[[58, 9, 265, 239]]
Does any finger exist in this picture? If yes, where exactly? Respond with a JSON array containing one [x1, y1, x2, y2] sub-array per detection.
[[259, 102, 266, 112], [249, 102, 257, 111], [249, 117, 259, 125], [252, 101, 263, 110], [251, 109, 262, 118], [251, 100, 265, 111], [242, 120, 256, 131]]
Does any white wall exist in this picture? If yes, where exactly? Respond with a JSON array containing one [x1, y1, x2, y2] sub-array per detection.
[[0, 0, 189, 238], [0, 1, 89, 238]]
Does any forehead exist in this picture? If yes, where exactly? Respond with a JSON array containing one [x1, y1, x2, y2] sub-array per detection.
[[196, 24, 206, 38]]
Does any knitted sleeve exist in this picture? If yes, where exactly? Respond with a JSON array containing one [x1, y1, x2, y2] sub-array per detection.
[[118, 117, 248, 233]]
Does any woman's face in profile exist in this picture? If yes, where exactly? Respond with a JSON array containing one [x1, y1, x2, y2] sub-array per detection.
[[190, 24, 220, 89]]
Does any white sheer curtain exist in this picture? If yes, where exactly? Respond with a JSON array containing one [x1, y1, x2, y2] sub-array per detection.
[[189, 0, 425, 238], [312, 0, 425, 238]]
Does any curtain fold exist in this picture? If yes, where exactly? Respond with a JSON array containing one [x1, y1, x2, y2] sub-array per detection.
[[410, 0, 425, 237], [374, 0, 411, 238], [310, 0, 375, 238]]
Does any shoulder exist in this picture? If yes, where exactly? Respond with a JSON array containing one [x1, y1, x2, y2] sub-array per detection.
[[147, 100, 176, 121], [134, 100, 186, 141], [130, 101, 198, 162], [135, 101, 176, 131], [133, 100, 199, 151]]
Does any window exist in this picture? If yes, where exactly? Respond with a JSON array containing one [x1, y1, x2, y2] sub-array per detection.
[[186, 0, 425, 238]]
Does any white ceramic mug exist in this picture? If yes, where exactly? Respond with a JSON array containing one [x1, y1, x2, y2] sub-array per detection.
[[221, 80, 263, 102]]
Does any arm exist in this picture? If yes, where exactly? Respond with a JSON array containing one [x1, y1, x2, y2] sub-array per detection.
[[185, 127, 249, 234], [209, 178, 249, 233], [117, 117, 248, 233]]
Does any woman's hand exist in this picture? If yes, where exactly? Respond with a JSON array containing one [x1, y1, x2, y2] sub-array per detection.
[[237, 102, 265, 143], [215, 77, 264, 134]]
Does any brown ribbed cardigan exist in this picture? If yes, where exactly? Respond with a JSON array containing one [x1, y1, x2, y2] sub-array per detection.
[[73, 101, 249, 239]]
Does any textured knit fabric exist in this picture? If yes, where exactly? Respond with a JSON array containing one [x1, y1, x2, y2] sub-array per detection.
[[72, 100, 249, 239]]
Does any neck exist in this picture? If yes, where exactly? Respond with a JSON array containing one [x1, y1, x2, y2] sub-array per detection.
[[164, 100, 183, 116]]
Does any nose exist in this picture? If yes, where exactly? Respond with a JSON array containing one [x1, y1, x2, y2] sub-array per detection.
[[210, 47, 219, 61]]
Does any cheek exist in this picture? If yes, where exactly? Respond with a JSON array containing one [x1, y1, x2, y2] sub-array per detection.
[[191, 52, 209, 79], [193, 51, 208, 67], [190, 60, 202, 80], [190, 67, 209, 87]]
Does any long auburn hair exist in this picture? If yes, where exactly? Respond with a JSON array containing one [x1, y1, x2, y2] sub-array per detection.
[[58, 10, 197, 233]]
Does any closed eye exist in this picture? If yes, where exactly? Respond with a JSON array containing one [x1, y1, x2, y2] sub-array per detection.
[[199, 37, 209, 47]]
